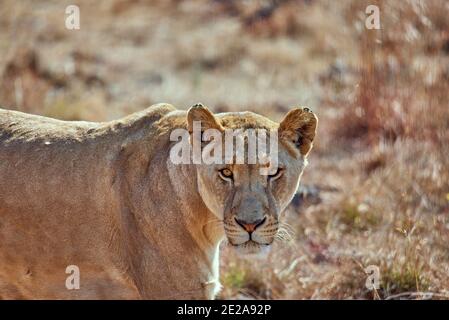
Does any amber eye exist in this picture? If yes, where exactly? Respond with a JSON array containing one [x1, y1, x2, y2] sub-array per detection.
[[218, 168, 233, 181], [269, 167, 284, 180]]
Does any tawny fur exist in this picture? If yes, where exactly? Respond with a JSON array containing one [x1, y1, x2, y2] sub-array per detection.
[[0, 103, 317, 299]]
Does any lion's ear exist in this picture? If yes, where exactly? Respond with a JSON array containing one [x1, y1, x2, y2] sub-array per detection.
[[278, 107, 318, 156], [187, 103, 223, 133]]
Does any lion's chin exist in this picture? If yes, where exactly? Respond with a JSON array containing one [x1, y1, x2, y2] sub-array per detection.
[[232, 241, 272, 259]]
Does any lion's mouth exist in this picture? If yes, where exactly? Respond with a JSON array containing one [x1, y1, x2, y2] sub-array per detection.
[[230, 240, 270, 247], [230, 240, 272, 257]]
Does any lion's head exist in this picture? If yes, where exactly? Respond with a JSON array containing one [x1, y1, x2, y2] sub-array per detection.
[[186, 104, 318, 256]]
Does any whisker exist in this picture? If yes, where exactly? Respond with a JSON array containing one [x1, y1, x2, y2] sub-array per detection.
[[275, 228, 294, 243], [278, 223, 296, 238], [279, 221, 296, 234]]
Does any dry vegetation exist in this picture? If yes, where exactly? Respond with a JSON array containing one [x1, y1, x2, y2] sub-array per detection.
[[0, 0, 448, 299]]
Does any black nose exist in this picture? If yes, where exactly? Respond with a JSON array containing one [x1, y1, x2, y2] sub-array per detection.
[[234, 217, 266, 233]]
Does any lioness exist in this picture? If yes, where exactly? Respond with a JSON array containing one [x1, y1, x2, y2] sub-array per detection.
[[0, 103, 317, 299]]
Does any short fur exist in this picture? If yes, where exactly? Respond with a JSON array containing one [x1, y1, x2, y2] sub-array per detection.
[[0, 103, 317, 299]]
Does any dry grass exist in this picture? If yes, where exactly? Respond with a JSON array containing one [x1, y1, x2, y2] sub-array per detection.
[[0, 0, 448, 299]]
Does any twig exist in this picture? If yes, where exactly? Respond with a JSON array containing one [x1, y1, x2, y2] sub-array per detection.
[[385, 291, 449, 300]]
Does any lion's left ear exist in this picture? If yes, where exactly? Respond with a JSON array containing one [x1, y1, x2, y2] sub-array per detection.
[[278, 107, 318, 156], [187, 103, 223, 133]]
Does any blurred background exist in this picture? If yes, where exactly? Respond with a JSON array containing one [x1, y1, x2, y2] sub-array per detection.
[[0, 0, 448, 299]]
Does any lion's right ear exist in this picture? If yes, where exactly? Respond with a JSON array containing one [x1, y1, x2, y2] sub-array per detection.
[[187, 103, 223, 133], [278, 107, 318, 156]]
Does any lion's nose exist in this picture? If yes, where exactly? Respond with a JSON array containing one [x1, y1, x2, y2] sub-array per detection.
[[234, 217, 266, 233]]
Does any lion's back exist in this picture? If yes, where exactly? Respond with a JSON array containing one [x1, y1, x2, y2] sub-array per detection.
[[0, 103, 176, 143]]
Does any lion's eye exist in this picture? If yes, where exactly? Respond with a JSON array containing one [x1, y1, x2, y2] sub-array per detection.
[[218, 168, 233, 181], [269, 167, 284, 180]]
